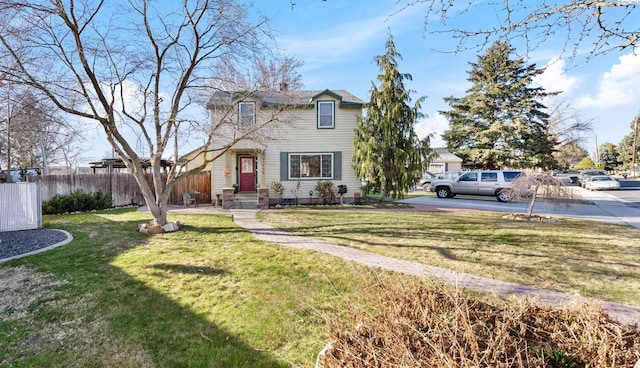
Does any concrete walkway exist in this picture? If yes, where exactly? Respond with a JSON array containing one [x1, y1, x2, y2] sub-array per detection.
[[228, 209, 640, 326]]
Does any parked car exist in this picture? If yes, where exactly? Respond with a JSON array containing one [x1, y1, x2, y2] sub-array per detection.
[[578, 169, 607, 187], [584, 175, 620, 191], [429, 170, 525, 202], [418, 172, 437, 190]]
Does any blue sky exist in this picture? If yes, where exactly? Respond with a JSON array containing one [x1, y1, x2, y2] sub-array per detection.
[[254, 0, 640, 155], [80, 0, 639, 164]]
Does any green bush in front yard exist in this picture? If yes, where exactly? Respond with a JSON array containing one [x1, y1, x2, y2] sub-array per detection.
[[43, 189, 112, 214]]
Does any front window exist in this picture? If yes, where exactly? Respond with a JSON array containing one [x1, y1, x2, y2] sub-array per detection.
[[317, 101, 334, 128], [239, 101, 255, 127], [289, 153, 333, 179]]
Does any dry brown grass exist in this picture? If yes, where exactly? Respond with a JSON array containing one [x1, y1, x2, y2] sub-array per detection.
[[317, 277, 640, 368], [0, 265, 66, 323]]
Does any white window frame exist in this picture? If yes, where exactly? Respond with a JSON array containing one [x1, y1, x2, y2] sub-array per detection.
[[317, 101, 335, 128], [238, 101, 255, 127], [288, 153, 334, 179]]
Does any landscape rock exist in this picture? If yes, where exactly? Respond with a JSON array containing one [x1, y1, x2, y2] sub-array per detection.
[[138, 223, 149, 234], [147, 225, 164, 234], [138, 221, 181, 234], [162, 222, 179, 232]]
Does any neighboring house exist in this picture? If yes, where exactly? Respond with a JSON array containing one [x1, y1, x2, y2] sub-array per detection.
[[202, 89, 365, 209], [428, 147, 463, 173], [178, 146, 212, 173]]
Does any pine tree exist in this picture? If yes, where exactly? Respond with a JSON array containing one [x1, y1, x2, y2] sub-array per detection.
[[441, 41, 558, 170], [617, 113, 640, 171], [599, 143, 620, 170], [352, 34, 432, 201]]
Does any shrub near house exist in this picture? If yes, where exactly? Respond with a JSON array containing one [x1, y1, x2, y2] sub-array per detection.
[[43, 189, 112, 214]]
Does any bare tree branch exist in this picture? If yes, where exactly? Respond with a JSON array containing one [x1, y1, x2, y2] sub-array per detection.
[[399, 0, 639, 61], [0, 0, 295, 226], [505, 173, 576, 219]]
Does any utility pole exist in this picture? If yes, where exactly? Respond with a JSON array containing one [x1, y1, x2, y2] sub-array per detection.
[[6, 87, 10, 183], [595, 135, 599, 167], [633, 114, 638, 177], [0, 78, 11, 182], [38, 131, 49, 175]]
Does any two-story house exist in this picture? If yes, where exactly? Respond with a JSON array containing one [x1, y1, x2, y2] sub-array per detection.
[[204, 89, 365, 209]]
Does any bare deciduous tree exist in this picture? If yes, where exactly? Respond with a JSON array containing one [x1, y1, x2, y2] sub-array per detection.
[[398, 1, 639, 60], [0, 0, 294, 226], [0, 80, 81, 175], [505, 173, 575, 219], [547, 101, 594, 148], [209, 55, 303, 92]]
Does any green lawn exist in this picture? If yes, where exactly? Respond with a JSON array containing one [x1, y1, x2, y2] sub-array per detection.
[[2, 206, 639, 367], [0, 209, 382, 367], [258, 208, 640, 306]]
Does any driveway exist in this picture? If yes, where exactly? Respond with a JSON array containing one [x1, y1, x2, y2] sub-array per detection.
[[399, 187, 640, 228]]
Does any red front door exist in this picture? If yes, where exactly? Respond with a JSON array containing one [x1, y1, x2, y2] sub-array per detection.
[[239, 156, 256, 192]]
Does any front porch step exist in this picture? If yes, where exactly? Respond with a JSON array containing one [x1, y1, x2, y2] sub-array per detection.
[[232, 192, 260, 209]]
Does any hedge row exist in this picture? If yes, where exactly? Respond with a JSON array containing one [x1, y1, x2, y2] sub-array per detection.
[[43, 189, 112, 214]]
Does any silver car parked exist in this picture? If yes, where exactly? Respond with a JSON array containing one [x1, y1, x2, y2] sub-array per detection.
[[430, 170, 524, 202]]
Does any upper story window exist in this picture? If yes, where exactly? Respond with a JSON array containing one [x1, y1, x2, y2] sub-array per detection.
[[239, 101, 255, 127], [317, 101, 335, 128]]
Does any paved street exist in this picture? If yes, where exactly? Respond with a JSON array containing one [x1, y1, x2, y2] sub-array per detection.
[[609, 179, 640, 208], [400, 186, 640, 228]]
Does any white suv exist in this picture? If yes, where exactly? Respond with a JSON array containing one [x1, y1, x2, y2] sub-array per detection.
[[429, 170, 524, 202]]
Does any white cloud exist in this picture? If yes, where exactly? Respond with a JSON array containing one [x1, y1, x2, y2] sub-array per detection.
[[574, 48, 640, 109], [533, 58, 582, 96], [417, 113, 448, 147]]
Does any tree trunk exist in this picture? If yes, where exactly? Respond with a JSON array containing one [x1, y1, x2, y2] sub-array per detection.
[[527, 186, 538, 218], [380, 188, 389, 202], [131, 165, 172, 226], [148, 202, 169, 227]]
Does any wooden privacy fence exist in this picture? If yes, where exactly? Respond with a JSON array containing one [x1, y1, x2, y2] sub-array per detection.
[[27, 172, 211, 207]]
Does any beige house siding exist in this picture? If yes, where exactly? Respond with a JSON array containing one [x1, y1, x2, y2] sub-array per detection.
[[208, 90, 365, 203], [178, 146, 212, 173], [429, 147, 463, 173]]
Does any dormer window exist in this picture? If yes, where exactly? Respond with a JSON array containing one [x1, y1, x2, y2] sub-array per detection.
[[239, 101, 255, 126], [317, 101, 334, 128]]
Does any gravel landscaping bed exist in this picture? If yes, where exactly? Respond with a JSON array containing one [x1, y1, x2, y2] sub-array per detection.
[[0, 229, 70, 260]]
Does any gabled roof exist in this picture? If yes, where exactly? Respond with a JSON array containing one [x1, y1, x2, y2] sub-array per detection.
[[432, 147, 463, 163], [207, 89, 365, 110]]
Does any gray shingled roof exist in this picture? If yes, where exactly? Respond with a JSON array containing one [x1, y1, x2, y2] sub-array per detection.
[[207, 89, 365, 109], [432, 147, 463, 162]]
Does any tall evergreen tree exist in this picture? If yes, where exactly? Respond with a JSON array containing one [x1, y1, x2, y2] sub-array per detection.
[[616, 113, 639, 172], [353, 34, 432, 201], [598, 143, 619, 170], [441, 41, 558, 170]]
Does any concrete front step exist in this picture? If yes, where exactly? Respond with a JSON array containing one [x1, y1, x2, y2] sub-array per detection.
[[233, 193, 260, 209]]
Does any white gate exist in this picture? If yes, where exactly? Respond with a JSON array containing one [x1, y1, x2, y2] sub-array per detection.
[[0, 182, 42, 231]]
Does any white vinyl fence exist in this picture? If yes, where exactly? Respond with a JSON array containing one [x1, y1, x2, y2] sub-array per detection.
[[0, 182, 42, 231]]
